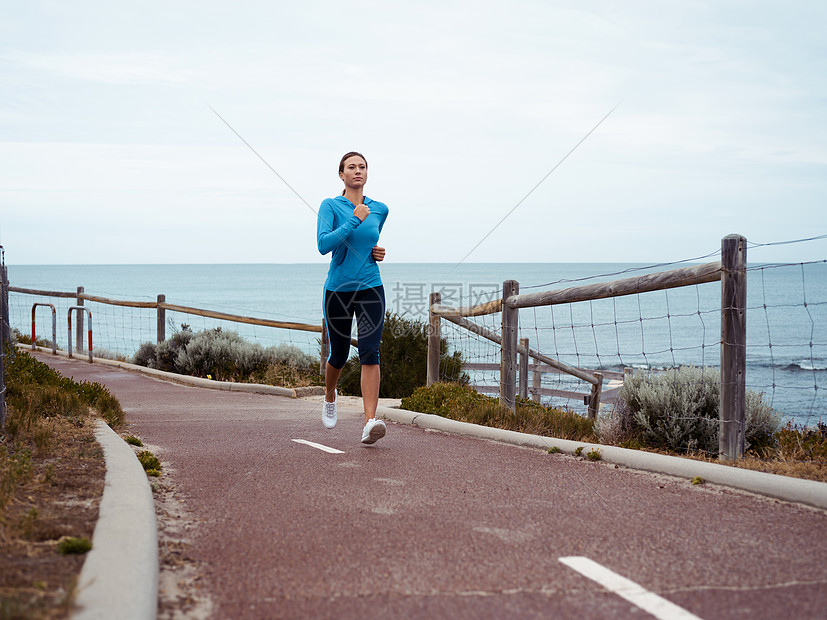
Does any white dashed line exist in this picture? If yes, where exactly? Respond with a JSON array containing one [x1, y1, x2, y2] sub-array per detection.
[[559, 556, 702, 620], [291, 439, 345, 454]]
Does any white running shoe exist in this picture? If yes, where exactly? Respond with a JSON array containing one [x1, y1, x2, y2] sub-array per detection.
[[322, 390, 337, 429], [361, 418, 386, 444]]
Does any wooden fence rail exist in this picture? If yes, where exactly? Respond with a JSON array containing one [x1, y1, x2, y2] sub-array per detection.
[[8, 286, 358, 370], [506, 261, 723, 309]]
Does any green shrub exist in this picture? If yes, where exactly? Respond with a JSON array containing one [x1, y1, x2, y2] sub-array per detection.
[[125, 436, 143, 447], [400, 381, 483, 414], [3, 348, 125, 429], [57, 536, 92, 555], [401, 382, 595, 441], [337, 312, 468, 399], [137, 450, 161, 473], [601, 366, 782, 454], [94, 391, 126, 428]]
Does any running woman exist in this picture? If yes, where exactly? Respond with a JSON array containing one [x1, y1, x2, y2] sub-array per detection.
[[317, 151, 389, 444]]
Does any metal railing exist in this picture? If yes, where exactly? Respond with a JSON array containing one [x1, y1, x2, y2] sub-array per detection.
[[68, 306, 93, 363], [32, 303, 57, 355]]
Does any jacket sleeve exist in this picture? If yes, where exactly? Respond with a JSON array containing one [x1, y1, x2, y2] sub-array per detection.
[[317, 200, 362, 255], [378, 205, 388, 236]]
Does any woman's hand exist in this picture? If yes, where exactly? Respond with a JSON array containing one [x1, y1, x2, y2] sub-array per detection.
[[372, 246, 385, 262], [353, 203, 370, 221]]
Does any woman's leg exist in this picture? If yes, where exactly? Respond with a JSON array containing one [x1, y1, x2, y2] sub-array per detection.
[[360, 364, 380, 423], [323, 289, 356, 402], [325, 363, 342, 403], [354, 286, 385, 422]]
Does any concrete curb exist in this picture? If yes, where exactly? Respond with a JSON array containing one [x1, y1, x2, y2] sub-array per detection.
[[17, 344, 324, 397], [375, 405, 827, 511], [73, 420, 159, 620]]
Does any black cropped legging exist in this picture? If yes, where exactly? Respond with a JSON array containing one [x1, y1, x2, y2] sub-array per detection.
[[323, 285, 385, 368]]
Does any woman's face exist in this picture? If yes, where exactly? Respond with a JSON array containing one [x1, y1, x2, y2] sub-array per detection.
[[339, 155, 367, 189]]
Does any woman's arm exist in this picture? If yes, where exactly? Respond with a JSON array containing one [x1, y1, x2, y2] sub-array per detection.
[[370, 203, 388, 262], [317, 200, 362, 255]]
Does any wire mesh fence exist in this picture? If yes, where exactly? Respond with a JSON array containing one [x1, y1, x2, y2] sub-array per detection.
[[8, 291, 324, 364], [435, 246, 826, 430]]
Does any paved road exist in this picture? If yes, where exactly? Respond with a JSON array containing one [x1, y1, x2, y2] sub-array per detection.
[[35, 353, 827, 619]]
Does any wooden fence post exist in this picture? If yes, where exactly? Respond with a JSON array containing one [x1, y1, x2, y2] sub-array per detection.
[[518, 337, 529, 400], [427, 292, 441, 386], [320, 320, 329, 376], [588, 372, 603, 420], [500, 280, 519, 411], [531, 369, 541, 402], [720, 234, 747, 460], [157, 294, 166, 343], [75, 286, 84, 353]]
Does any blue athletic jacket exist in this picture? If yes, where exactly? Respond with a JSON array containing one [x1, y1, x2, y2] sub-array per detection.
[[317, 195, 389, 291]]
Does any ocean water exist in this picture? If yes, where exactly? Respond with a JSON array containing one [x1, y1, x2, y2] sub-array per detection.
[[6, 261, 826, 426]]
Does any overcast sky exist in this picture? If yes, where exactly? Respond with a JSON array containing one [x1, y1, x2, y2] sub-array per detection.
[[1, 0, 825, 265]]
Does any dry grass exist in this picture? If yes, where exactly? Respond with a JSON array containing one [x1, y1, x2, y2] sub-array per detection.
[[729, 457, 827, 482], [0, 415, 104, 618], [661, 421, 827, 482], [1, 349, 109, 618], [256, 362, 323, 388], [402, 382, 596, 441], [660, 449, 827, 483]]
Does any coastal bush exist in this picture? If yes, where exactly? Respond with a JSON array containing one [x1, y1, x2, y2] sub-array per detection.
[[133, 325, 317, 384], [401, 382, 596, 440], [133, 342, 157, 368], [154, 325, 194, 373], [598, 365, 782, 454], [336, 311, 467, 399], [177, 328, 270, 380]]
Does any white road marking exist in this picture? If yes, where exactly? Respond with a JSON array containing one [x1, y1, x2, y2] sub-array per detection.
[[291, 439, 344, 454], [559, 556, 703, 620]]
